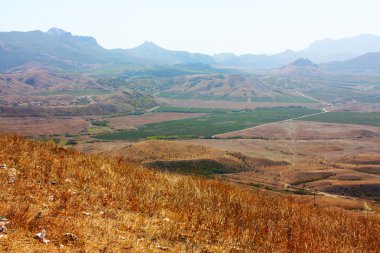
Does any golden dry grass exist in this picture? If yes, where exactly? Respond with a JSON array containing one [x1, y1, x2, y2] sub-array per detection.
[[0, 133, 379, 252]]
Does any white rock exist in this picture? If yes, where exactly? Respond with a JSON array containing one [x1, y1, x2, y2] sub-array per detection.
[[34, 229, 50, 244]]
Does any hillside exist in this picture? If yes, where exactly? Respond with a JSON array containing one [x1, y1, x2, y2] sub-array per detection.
[[161, 74, 261, 100], [0, 134, 379, 252]]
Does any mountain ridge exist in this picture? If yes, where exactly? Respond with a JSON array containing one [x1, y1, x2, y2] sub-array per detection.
[[1, 28, 380, 71]]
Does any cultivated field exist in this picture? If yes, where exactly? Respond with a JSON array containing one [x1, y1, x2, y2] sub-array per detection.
[[95, 107, 319, 140]]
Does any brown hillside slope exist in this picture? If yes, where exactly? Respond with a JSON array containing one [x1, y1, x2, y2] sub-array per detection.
[[0, 134, 379, 252], [110, 140, 288, 175]]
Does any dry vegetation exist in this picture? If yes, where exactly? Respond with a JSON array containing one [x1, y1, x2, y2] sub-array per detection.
[[0, 134, 380, 252]]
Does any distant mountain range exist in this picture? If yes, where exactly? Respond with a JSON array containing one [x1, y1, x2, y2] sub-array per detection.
[[1, 28, 380, 72], [114, 41, 215, 65], [321, 52, 380, 73], [213, 34, 380, 69]]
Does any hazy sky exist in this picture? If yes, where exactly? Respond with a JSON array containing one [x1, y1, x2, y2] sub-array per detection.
[[1, 0, 380, 55]]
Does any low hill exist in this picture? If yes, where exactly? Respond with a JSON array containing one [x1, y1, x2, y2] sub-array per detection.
[[109, 140, 288, 176], [0, 134, 379, 252], [0, 90, 156, 117], [0, 65, 102, 94]]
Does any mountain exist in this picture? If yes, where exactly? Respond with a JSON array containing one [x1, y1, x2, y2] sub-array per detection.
[[0, 28, 131, 72], [2, 28, 380, 72], [213, 50, 298, 69], [212, 34, 380, 69], [322, 52, 380, 73], [277, 58, 324, 76], [298, 34, 380, 63], [117, 41, 216, 65], [288, 58, 318, 68]]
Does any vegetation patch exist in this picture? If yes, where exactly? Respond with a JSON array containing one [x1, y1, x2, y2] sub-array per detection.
[[95, 107, 319, 140], [155, 106, 234, 113], [145, 159, 240, 176], [291, 173, 334, 186], [355, 167, 380, 174], [90, 120, 109, 127], [302, 112, 380, 127]]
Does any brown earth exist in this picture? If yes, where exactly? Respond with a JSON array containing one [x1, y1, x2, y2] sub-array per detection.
[[0, 116, 90, 136], [106, 112, 206, 130], [217, 120, 380, 139]]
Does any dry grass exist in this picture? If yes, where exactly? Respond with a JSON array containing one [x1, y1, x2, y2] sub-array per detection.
[[0, 133, 379, 252]]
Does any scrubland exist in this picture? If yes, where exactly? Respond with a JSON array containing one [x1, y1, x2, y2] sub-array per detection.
[[0, 133, 379, 252]]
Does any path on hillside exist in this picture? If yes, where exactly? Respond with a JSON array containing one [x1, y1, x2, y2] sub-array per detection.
[[146, 106, 160, 113], [281, 120, 297, 187], [296, 90, 330, 105]]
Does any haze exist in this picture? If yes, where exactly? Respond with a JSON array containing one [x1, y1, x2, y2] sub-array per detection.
[[1, 0, 380, 55]]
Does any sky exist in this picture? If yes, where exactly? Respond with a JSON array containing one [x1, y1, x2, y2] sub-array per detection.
[[1, 0, 380, 55]]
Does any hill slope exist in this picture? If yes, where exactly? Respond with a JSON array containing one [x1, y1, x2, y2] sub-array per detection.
[[0, 134, 379, 252]]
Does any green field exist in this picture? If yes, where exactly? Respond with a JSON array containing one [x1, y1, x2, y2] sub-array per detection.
[[154, 106, 235, 113], [302, 112, 380, 127], [95, 107, 319, 140], [354, 95, 380, 103]]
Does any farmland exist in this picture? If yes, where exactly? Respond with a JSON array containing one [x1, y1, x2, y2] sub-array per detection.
[[95, 107, 320, 140], [302, 111, 380, 127]]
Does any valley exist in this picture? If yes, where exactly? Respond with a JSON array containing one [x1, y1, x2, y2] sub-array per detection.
[[3, 2, 380, 251]]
